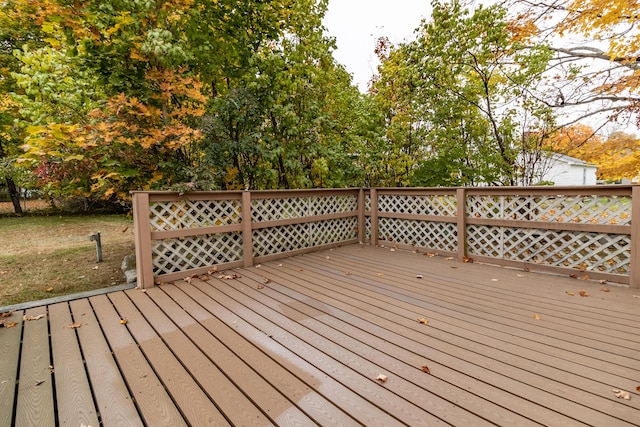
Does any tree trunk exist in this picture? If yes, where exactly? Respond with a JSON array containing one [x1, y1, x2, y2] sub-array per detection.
[[5, 177, 23, 215]]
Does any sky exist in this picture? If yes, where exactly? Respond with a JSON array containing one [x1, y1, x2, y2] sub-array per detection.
[[323, 0, 433, 92]]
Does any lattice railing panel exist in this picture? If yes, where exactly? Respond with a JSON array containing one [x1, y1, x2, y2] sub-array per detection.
[[152, 232, 243, 275], [378, 218, 458, 252], [310, 218, 358, 246], [150, 199, 242, 231], [467, 225, 631, 274], [467, 195, 631, 225], [310, 195, 357, 215], [378, 194, 457, 217], [252, 223, 311, 257], [251, 197, 309, 222]]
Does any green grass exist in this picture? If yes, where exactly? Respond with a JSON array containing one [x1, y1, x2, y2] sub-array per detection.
[[0, 214, 135, 307]]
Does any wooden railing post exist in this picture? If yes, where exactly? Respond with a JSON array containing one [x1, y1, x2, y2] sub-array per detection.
[[132, 192, 154, 288], [242, 191, 254, 268], [631, 186, 639, 289], [370, 189, 379, 245], [456, 188, 467, 261], [357, 189, 365, 243]]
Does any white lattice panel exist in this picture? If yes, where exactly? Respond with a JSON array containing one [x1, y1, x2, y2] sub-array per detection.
[[310, 218, 358, 246], [310, 195, 357, 215], [467, 195, 631, 225], [378, 218, 458, 252], [252, 223, 311, 256], [378, 194, 457, 217], [251, 197, 310, 222], [150, 199, 242, 231], [152, 232, 243, 274], [467, 225, 631, 274], [365, 194, 371, 211], [252, 218, 358, 257]]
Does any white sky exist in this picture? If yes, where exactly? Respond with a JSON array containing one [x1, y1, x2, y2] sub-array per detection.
[[324, 0, 433, 92]]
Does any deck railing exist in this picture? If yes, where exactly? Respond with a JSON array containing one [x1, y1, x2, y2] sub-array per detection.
[[132, 186, 639, 288]]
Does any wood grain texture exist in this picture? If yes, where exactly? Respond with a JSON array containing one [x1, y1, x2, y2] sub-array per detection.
[[14, 306, 54, 427], [106, 291, 228, 426], [69, 297, 143, 427], [0, 310, 23, 427], [48, 302, 99, 426]]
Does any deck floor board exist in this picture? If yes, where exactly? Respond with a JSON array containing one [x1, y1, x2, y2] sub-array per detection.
[[1, 244, 639, 426]]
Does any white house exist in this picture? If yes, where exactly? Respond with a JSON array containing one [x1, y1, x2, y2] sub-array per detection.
[[541, 153, 598, 186]]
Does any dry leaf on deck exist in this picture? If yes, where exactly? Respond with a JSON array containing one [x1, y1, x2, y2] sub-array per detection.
[[345, 271, 351, 276], [491, 279, 499, 282], [636, 385, 640, 392], [120, 318, 128, 325], [566, 292, 575, 296], [377, 272, 384, 277], [613, 389, 631, 400], [599, 279, 608, 285], [264, 278, 271, 284], [24, 314, 45, 321], [579, 274, 590, 280], [425, 252, 436, 257], [48, 365, 54, 373], [578, 290, 589, 297], [462, 256, 474, 263], [208, 266, 218, 275], [421, 365, 431, 374], [444, 257, 454, 261], [375, 374, 388, 383], [416, 275, 424, 279], [4, 322, 17, 328], [218, 273, 241, 280], [569, 274, 578, 279], [533, 313, 541, 320], [0, 311, 13, 318], [600, 287, 610, 293], [67, 323, 81, 329], [257, 285, 265, 290], [417, 318, 429, 325]]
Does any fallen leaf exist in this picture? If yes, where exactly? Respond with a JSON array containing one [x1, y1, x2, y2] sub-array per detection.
[[390, 248, 395, 252], [4, 322, 17, 328], [444, 257, 454, 261], [92, 266, 99, 270], [613, 389, 631, 400], [208, 266, 218, 274], [569, 274, 578, 279], [120, 318, 128, 325], [578, 290, 589, 297], [417, 318, 429, 325], [0, 310, 13, 318], [462, 256, 474, 263], [218, 273, 241, 280], [579, 274, 590, 280], [67, 323, 81, 329], [48, 365, 54, 373], [416, 275, 424, 279], [35, 380, 45, 386], [636, 385, 640, 392], [345, 271, 351, 276], [450, 266, 458, 269], [122, 226, 129, 233], [600, 287, 610, 292], [516, 274, 524, 278], [375, 374, 388, 383], [377, 272, 384, 277], [325, 256, 330, 260], [264, 278, 271, 284], [23, 314, 45, 321], [599, 279, 608, 284], [421, 365, 431, 374], [277, 264, 283, 267], [566, 292, 575, 296], [525, 267, 531, 272], [46, 287, 54, 292], [533, 313, 541, 320], [425, 252, 436, 257], [491, 279, 498, 282], [257, 285, 265, 290]]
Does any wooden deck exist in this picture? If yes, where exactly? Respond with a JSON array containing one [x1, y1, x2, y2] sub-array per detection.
[[1, 244, 639, 426]]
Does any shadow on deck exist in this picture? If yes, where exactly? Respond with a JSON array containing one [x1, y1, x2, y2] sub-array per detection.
[[1, 244, 639, 426]]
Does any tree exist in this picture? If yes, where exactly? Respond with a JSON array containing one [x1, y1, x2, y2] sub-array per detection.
[[511, 0, 640, 129], [372, 0, 554, 186]]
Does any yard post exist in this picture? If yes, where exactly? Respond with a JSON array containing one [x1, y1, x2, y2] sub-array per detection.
[[370, 189, 379, 246], [132, 192, 155, 289], [631, 185, 640, 289], [456, 188, 467, 261], [242, 191, 254, 268]]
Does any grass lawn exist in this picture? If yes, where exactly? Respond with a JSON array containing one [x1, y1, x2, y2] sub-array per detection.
[[0, 213, 135, 306]]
